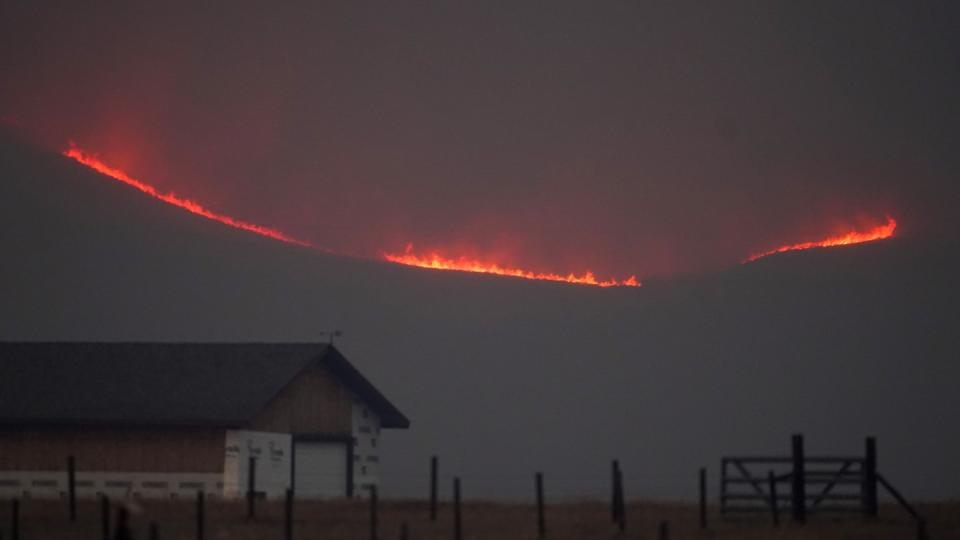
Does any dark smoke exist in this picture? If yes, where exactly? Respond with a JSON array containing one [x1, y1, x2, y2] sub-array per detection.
[[2, 2, 958, 277]]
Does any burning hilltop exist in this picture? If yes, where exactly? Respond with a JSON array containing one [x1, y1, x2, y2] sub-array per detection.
[[745, 217, 898, 263], [62, 140, 897, 285], [383, 245, 641, 288], [64, 144, 311, 247], [62, 143, 643, 288]]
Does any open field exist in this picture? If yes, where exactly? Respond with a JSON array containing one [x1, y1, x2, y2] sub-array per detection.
[[3, 498, 958, 540]]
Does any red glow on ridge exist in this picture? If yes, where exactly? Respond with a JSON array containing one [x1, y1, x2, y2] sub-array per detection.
[[64, 141, 895, 286], [383, 245, 641, 288], [745, 216, 897, 262], [61, 143, 638, 288], [63, 143, 310, 246]]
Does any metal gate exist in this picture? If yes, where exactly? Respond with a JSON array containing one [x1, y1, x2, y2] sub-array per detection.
[[720, 435, 877, 520]]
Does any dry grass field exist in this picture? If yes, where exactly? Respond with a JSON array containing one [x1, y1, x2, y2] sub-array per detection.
[[4, 498, 958, 540]]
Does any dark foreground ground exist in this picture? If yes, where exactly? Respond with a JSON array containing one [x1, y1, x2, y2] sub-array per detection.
[[4, 498, 957, 539]]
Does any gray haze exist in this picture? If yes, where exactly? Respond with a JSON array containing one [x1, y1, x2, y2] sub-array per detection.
[[2, 132, 958, 500], [2, 2, 959, 277]]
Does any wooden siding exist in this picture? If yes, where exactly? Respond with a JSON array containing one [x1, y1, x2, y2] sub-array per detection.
[[249, 363, 352, 435], [0, 428, 226, 473]]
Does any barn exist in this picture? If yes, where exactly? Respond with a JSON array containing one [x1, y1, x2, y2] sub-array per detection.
[[0, 342, 409, 500]]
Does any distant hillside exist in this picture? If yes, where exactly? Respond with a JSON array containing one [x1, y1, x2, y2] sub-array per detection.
[[2, 128, 958, 500]]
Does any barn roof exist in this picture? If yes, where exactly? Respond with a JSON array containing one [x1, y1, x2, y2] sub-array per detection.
[[0, 342, 409, 429]]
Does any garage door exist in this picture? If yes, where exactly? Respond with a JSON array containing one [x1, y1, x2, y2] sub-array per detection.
[[295, 442, 347, 498]]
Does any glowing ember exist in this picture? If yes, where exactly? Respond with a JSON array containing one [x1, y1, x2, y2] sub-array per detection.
[[745, 216, 897, 262], [383, 245, 641, 287], [63, 143, 310, 246]]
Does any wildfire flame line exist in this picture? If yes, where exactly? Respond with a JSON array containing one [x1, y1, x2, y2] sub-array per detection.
[[63, 143, 311, 247], [744, 216, 897, 263], [61, 142, 896, 287], [383, 246, 641, 288], [64, 143, 638, 287]]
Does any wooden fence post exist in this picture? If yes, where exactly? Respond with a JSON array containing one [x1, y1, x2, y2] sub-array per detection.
[[535, 472, 545, 539], [790, 434, 805, 523], [658, 521, 669, 540], [400, 521, 409, 540], [10, 498, 19, 540], [369, 485, 379, 540], [115, 507, 132, 540], [863, 437, 878, 518], [453, 477, 462, 540], [247, 456, 256, 521], [100, 495, 110, 540], [768, 470, 779, 526], [285, 488, 294, 540], [610, 460, 620, 523], [719, 459, 727, 517], [196, 490, 205, 540], [149, 522, 159, 540], [698, 467, 707, 530], [430, 456, 438, 522], [67, 455, 77, 522]]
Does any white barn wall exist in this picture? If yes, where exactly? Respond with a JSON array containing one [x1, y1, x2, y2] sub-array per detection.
[[0, 471, 223, 500], [352, 396, 381, 494], [223, 430, 292, 499]]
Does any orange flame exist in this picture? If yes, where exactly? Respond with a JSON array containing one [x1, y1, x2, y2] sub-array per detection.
[[61, 143, 638, 288], [745, 216, 897, 262], [383, 245, 641, 288], [67, 142, 893, 286], [63, 143, 310, 246]]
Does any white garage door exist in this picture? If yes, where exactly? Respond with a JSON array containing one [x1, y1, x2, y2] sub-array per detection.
[[295, 442, 347, 498]]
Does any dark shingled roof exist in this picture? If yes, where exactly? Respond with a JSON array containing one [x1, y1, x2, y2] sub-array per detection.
[[0, 342, 409, 429]]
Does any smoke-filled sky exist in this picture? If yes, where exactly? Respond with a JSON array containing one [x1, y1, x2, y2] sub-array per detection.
[[2, 2, 958, 278]]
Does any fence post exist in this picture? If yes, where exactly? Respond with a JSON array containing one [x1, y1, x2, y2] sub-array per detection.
[[11, 499, 19, 540], [285, 488, 294, 540], [67, 455, 77, 522], [658, 521, 669, 540], [247, 456, 256, 521], [100, 495, 110, 540], [535, 472, 545, 539], [863, 436, 878, 518], [768, 470, 779, 526], [790, 434, 805, 523], [196, 490, 205, 540], [149, 522, 159, 540], [916, 518, 928, 540], [719, 459, 727, 516], [698, 467, 707, 530], [430, 456, 438, 522], [400, 522, 409, 540], [610, 460, 620, 523], [369, 485, 379, 540], [453, 477, 462, 540], [115, 507, 132, 540]]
